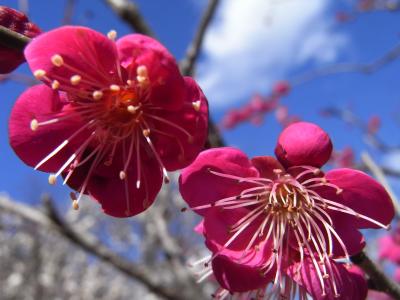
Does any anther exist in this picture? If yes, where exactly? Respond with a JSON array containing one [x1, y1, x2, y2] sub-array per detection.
[[119, 171, 126, 180], [136, 65, 149, 84], [70, 75, 81, 85], [127, 80, 133, 86], [72, 200, 79, 210], [313, 168, 321, 175], [142, 129, 150, 137], [180, 207, 187, 212], [110, 84, 120, 92], [92, 90, 103, 100], [273, 169, 283, 174], [48, 174, 57, 185], [51, 54, 64, 67], [51, 80, 60, 90], [323, 274, 329, 279], [107, 30, 117, 40], [336, 188, 343, 195], [34, 69, 46, 80], [321, 177, 327, 184], [192, 100, 201, 111], [127, 105, 138, 114], [30, 119, 39, 131], [164, 176, 170, 184]]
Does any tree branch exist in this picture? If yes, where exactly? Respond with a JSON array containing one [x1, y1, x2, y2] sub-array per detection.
[[179, 0, 220, 77], [103, 0, 154, 37], [351, 251, 400, 299], [291, 43, 400, 86], [0, 195, 186, 300]]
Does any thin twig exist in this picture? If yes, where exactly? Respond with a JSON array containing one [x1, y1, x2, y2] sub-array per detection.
[[103, 0, 154, 37], [179, 0, 220, 77], [351, 251, 400, 299], [0, 195, 185, 300], [291, 43, 400, 86], [361, 151, 400, 216]]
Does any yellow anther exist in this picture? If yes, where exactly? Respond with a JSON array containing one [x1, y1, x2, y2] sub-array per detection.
[[127, 105, 138, 114], [143, 129, 150, 137], [107, 30, 117, 40], [30, 119, 39, 131], [92, 90, 103, 100], [336, 188, 343, 195], [192, 100, 201, 112], [313, 168, 321, 175], [119, 171, 126, 180], [136, 65, 148, 78], [109, 84, 120, 92], [34, 69, 46, 80], [51, 54, 64, 67], [136, 65, 149, 84], [70, 75, 81, 85], [48, 174, 57, 185], [51, 80, 60, 90], [72, 200, 79, 210], [127, 79, 133, 86]]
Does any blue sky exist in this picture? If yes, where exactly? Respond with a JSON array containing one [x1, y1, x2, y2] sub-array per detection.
[[1, 0, 400, 206]]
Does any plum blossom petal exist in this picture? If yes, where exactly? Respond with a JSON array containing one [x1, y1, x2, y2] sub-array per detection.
[[275, 122, 332, 168], [25, 26, 120, 90], [88, 157, 162, 217], [288, 259, 367, 300], [116, 33, 185, 110], [324, 168, 394, 229], [179, 147, 259, 216], [211, 249, 274, 293], [250, 156, 284, 179], [152, 77, 208, 171], [9, 84, 88, 172], [203, 207, 264, 253]]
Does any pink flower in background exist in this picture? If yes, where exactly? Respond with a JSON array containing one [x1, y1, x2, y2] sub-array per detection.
[[272, 80, 291, 97], [180, 122, 394, 298], [0, 6, 41, 73], [330, 147, 355, 168], [378, 222, 400, 263], [367, 115, 381, 135], [9, 26, 208, 217]]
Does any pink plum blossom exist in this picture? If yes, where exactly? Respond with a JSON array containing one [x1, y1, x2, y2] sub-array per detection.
[[180, 121, 394, 299], [9, 26, 208, 217]]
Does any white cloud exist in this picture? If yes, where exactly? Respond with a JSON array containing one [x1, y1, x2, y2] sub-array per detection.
[[197, 0, 348, 108]]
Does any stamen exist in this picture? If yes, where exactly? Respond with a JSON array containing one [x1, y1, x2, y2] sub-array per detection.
[[107, 30, 117, 40], [70, 75, 81, 85], [136, 65, 148, 84], [72, 200, 79, 210], [34, 69, 46, 80], [192, 100, 201, 111], [127, 105, 139, 114], [92, 90, 103, 100], [30, 119, 39, 131], [110, 84, 120, 92], [51, 54, 64, 67], [119, 171, 126, 180], [48, 174, 57, 185], [51, 80, 60, 90]]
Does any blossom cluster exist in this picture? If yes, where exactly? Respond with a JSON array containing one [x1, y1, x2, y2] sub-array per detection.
[[1, 6, 398, 299]]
